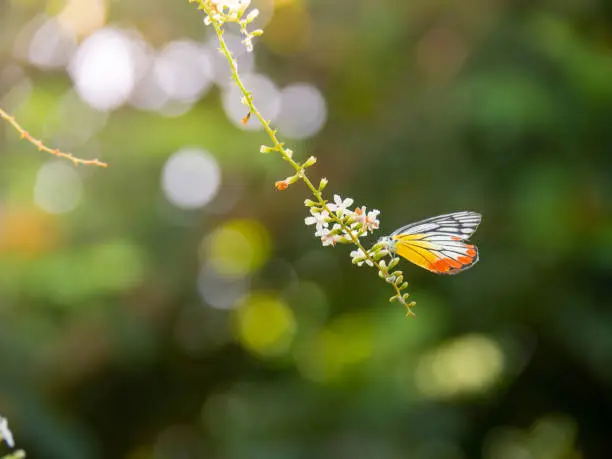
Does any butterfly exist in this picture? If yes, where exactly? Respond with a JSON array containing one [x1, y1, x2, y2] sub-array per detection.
[[379, 211, 481, 275]]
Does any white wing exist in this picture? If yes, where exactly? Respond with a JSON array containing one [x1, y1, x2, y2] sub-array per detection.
[[390, 211, 481, 240]]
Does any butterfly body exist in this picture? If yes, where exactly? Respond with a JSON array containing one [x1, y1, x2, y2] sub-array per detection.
[[380, 211, 481, 275]]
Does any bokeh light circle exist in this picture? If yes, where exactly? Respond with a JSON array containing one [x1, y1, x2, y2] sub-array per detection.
[[68, 28, 137, 111], [161, 147, 221, 209], [233, 293, 296, 357], [27, 18, 77, 69], [34, 161, 83, 214], [154, 40, 213, 103], [276, 83, 327, 139], [204, 219, 271, 276], [197, 262, 250, 310]]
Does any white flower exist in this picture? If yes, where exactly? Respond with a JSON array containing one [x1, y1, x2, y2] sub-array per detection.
[[305, 209, 330, 234], [317, 224, 346, 246], [0, 416, 15, 448], [206, 0, 250, 21], [350, 248, 374, 267], [353, 206, 380, 233], [328, 194, 354, 215], [211, 0, 250, 12], [320, 231, 342, 246]]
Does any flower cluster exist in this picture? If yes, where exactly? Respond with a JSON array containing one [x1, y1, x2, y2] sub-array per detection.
[[199, 0, 263, 52], [303, 194, 414, 315], [0, 416, 24, 459], [305, 194, 381, 250], [203, 0, 249, 21]]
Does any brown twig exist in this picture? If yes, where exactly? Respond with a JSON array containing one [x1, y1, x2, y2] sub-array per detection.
[[0, 107, 107, 167]]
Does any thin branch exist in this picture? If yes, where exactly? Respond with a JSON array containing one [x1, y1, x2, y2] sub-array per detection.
[[0, 107, 107, 168]]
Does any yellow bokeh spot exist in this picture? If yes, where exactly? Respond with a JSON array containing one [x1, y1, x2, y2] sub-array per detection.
[[234, 293, 296, 357], [415, 334, 504, 399], [0, 207, 59, 257], [205, 219, 271, 276], [296, 313, 373, 383], [58, 0, 107, 38], [263, 2, 311, 55]]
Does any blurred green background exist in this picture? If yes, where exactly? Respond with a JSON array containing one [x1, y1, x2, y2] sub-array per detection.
[[1, 0, 612, 458]]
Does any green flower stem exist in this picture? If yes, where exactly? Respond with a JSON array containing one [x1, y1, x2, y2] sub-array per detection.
[[197, 2, 414, 315]]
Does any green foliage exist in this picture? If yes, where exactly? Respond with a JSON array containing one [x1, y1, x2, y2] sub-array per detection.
[[0, 0, 611, 458]]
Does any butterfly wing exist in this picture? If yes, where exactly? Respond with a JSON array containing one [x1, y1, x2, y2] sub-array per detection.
[[391, 211, 481, 275]]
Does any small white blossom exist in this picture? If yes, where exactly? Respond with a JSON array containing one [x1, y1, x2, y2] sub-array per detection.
[[305, 209, 330, 233], [315, 225, 343, 246], [350, 248, 374, 267], [353, 206, 380, 233], [0, 416, 15, 448], [314, 226, 328, 237], [320, 230, 340, 246], [204, 0, 251, 23], [212, 0, 250, 15], [328, 194, 354, 215]]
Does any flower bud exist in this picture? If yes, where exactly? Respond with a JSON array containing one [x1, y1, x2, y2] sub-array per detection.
[[303, 156, 317, 168], [319, 177, 328, 190], [275, 180, 289, 191], [388, 258, 400, 269], [275, 173, 299, 191]]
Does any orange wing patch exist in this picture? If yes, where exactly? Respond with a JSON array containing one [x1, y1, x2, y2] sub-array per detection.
[[393, 233, 479, 275]]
